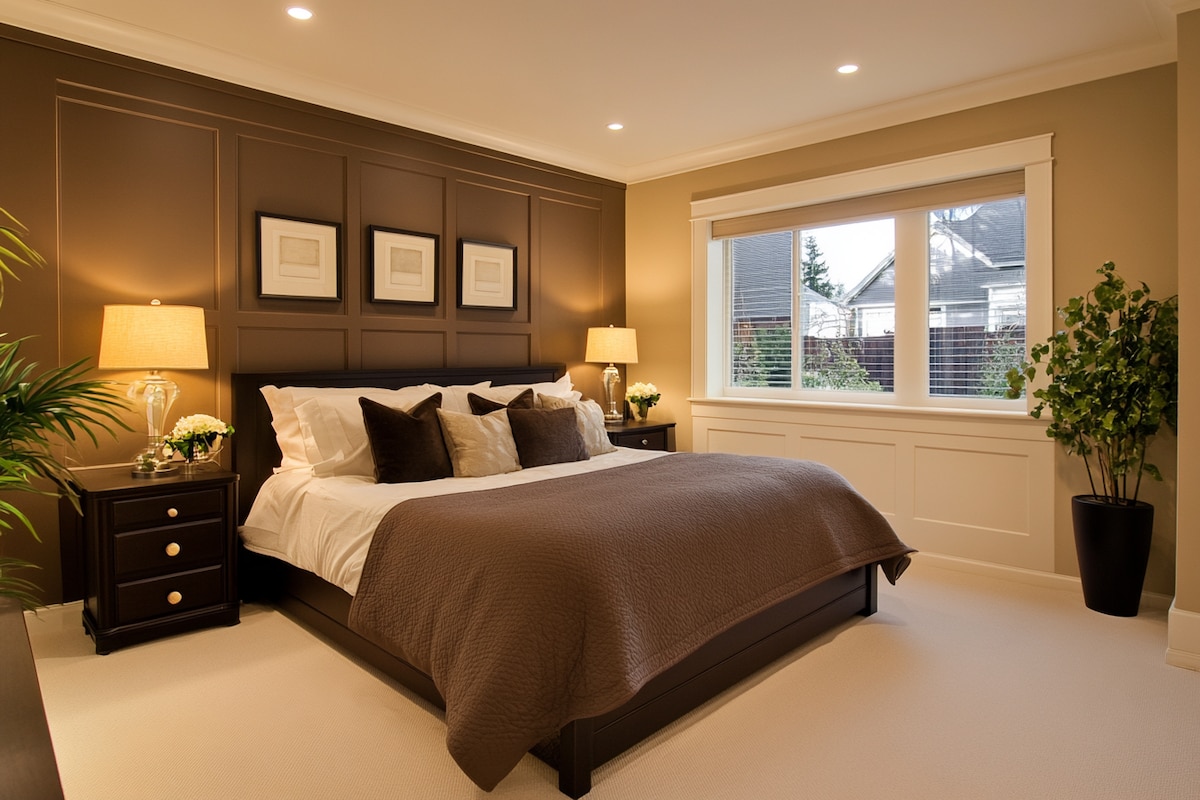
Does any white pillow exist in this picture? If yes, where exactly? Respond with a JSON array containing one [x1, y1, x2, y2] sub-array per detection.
[[261, 385, 390, 472], [419, 381, 491, 415], [261, 384, 435, 474], [471, 373, 581, 406], [538, 394, 617, 456], [436, 408, 521, 478], [295, 386, 436, 477], [260, 385, 309, 472]]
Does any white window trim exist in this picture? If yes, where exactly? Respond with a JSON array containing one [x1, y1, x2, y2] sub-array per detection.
[[690, 134, 1053, 416]]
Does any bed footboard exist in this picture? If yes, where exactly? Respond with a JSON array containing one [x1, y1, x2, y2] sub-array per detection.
[[243, 548, 877, 798], [555, 563, 876, 797]]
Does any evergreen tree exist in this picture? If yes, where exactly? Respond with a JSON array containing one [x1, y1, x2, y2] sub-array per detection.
[[800, 235, 843, 299]]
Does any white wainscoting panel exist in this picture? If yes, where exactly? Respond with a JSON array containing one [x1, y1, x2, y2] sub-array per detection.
[[799, 436, 898, 517], [692, 400, 1055, 571]]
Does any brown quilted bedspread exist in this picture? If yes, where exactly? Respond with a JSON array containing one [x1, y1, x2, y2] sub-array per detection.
[[347, 453, 913, 790]]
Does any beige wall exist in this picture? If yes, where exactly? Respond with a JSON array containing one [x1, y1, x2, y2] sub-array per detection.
[[627, 66, 1179, 592], [1175, 11, 1200, 625]]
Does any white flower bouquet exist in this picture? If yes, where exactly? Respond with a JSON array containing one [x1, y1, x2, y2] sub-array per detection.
[[163, 414, 234, 462], [626, 382, 661, 418]]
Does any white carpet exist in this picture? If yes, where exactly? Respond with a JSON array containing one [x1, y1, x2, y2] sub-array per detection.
[[27, 559, 1200, 799]]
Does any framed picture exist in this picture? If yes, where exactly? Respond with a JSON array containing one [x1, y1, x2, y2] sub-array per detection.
[[257, 212, 341, 300], [457, 239, 516, 309], [369, 226, 439, 304]]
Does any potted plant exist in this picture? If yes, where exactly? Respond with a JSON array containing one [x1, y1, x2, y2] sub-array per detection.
[[1006, 262, 1178, 616], [625, 382, 661, 420], [1, 207, 128, 610]]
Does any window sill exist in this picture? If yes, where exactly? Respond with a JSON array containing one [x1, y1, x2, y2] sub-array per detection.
[[688, 394, 1040, 425]]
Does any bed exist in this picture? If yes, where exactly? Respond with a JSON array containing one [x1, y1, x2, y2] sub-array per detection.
[[231, 364, 913, 797]]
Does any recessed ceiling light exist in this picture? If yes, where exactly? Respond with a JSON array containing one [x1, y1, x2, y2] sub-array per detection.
[[837, 64, 859, 75], [287, 6, 314, 20], [607, 122, 624, 131]]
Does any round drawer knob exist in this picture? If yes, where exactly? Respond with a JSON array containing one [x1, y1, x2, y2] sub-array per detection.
[[641, 438, 649, 446], [165, 542, 181, 557], [167, 507, 179, 518], [167, 590, 183, 605]]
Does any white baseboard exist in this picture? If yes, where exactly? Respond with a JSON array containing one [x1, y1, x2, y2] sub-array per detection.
[[915, 552, 1174, 611], [1167, 602, 1200, 671]]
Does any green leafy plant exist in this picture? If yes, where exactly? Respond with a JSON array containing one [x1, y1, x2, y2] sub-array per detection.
[[0, 208, 129, 610], [1006, 263, 1178, 505], [802, 338, 882, 391], [1, 207, 46, 304]]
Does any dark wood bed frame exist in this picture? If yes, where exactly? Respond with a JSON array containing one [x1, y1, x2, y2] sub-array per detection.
[[231, 364, 880, 798]]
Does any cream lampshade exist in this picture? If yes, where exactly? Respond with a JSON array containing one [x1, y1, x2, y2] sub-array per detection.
[[585, 325, 638, 421], [99, 300, 209, 477]]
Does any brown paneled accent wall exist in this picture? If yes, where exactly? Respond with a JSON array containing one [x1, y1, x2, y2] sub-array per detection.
[[0, 25, 625, 603]]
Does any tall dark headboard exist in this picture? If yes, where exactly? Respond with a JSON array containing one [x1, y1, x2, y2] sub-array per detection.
[[230, 364, 566, 523]]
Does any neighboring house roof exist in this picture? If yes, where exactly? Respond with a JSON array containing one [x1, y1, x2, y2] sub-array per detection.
[[846, 196, 1026, 308]]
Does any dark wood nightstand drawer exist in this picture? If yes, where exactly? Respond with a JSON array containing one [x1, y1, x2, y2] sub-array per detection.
[[610, 428, 669, 450], [114, 519, 226, 579], [64, 466, 239, 653], [111, 488, 225, 530], [116, 565, 225, 625]]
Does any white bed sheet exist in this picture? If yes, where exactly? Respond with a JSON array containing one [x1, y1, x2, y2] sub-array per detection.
[[241, 447, 669, 595]]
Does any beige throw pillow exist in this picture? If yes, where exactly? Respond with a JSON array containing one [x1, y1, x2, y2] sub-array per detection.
[[538, 394, 617, 456], [436, 408, 521, 478]]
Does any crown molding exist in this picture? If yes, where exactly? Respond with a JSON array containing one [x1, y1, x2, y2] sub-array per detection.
[[0, 0, 1183, 186]]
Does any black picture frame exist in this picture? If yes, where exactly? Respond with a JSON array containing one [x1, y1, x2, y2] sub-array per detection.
[[368, 225, 439, 305], [457, 239, 516, 310], [257, 212, 342, 300]]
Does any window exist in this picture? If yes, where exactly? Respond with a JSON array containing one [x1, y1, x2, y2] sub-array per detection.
[[692, 136, 1052, 412], [926, 197, 1027, 398], [729, 220, 895, 393]]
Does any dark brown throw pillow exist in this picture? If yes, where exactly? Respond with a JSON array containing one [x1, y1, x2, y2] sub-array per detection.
[[467, 387, 536, 415], [506, 406, 589, 468], [358, 394, 453, 483]]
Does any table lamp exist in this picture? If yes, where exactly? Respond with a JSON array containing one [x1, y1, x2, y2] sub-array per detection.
[[98, 300, 209, 476], [585, 325, 638, 421]]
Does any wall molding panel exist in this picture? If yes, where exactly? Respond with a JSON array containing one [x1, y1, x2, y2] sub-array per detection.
[[0, 24, 624, 601], [692, 401, 1055, 572]]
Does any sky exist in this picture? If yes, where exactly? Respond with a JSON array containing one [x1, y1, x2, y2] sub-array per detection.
[[805, 218, 895, 294]]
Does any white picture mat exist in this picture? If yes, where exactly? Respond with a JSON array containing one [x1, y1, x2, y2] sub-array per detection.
[[459, 240, 515, 309], [371, 228, 437, 303], [259, 215, 340, 299]]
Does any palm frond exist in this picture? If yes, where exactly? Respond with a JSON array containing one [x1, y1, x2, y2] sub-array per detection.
[[0, 211, 48, 308], [0, 558, 44, 612], [0, 335, 132, 532]]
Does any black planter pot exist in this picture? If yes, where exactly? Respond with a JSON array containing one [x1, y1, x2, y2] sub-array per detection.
[[1071, 495, 1154, 617]]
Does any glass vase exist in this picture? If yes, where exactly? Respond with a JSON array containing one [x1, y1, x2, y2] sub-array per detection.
[[181, 438, 222, 475]]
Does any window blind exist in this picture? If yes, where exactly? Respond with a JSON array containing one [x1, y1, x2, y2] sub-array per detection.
[[711, 171, 1024, 240]]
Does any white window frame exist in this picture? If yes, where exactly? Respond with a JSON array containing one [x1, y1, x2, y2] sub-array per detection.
[[690, 135, 1053, 415]]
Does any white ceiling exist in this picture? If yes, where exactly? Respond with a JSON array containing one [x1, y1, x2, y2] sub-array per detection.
[[1, 0, 1190, 183]]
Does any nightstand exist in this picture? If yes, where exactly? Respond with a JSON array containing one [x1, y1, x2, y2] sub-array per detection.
[[60, 466, 240, 654], [604, 420, 676, 452]]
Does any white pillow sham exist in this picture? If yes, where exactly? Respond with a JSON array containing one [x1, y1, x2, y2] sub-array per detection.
[[469, 373, 581, 406], [261, 385, 406, 473], [261, 378, 572, 476], [419, 381, 491, 415], [295, 386, 435, 477], [262, 383, 469, 474]]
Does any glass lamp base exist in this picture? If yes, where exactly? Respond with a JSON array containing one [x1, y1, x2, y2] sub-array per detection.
[[601, 363, 623, 421]]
